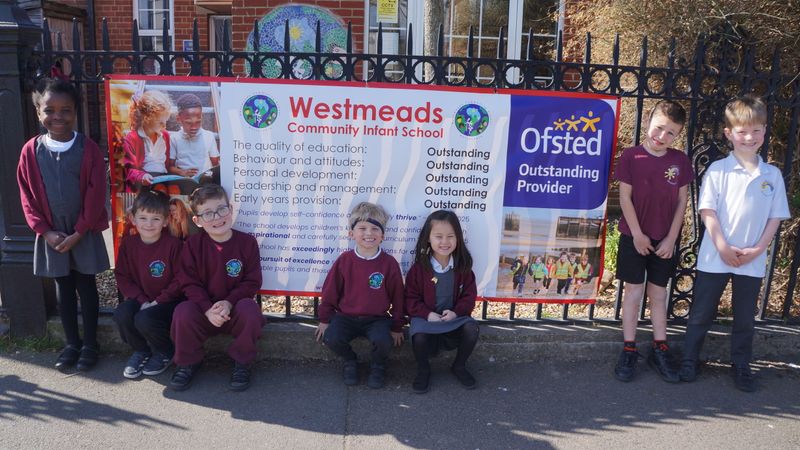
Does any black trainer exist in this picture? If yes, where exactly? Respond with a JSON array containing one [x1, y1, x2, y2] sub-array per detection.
[[647, 345, 680, 383], [170, 363, 201, 391], [54, 345, 81, 372], [142, 352, 172, 376], [123, 351, 152, 379], [229, 362, 252, 391], [732, 364, 756, 392], [451, 365, 477, 389], [76, 345, 99, 372], [614, 349, 640, 382], [679, 360, 698, 382], [412, 370, 431, 394], [342, 360, 358, 386], [367, 364, 386, 389]]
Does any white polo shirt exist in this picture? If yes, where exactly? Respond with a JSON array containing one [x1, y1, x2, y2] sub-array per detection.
[[138, 128, 168, 173], [171, 128, 219, 172], [696, 153, 790, 277]]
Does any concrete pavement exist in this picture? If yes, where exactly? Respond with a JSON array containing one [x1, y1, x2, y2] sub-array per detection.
[[1, 349, 799, 449]]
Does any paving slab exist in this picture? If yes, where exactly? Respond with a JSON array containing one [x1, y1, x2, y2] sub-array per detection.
[[1, 351, 799, 449]]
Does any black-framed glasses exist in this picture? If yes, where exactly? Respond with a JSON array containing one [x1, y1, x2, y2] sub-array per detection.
[[197, 205, 231, 222]]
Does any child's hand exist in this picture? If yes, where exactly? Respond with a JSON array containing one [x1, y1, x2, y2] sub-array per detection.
[[43, 231, 66, 249], [315, 323, 329, 342], [654, 237, 676, 259], [440, 310, 458, 321], [205, 308, 225, 327], [142, 173, 154, 185], [736, 247, 764, 265], [719, 244, 743, 267], [391, 331, 404, 347], [632, 233, 654, 256], [140, 301, 156, 310], [427, 312, 442, 322], [55, 232, 82, 253], [210, 300, 232, 321]]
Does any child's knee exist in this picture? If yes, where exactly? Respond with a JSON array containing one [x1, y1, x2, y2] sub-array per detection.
[[462, 321, 480, 337], [113, 300, 138, 325], [233, 299, 265, 327], [173, 301, 203, 324]]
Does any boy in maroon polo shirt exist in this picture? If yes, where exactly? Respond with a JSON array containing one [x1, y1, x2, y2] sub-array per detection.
[[315, 202, 405, 389], [170, 184, 263, 391], [114, 190, 184, 379], [613, 101, 693, 383]]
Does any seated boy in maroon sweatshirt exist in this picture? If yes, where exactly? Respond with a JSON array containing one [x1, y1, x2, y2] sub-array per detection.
[[114, 190, 183, 379], [315, 202, 405, 389], [170, 184, 263, 391]]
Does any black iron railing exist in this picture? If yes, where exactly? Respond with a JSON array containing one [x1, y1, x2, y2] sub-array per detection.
[[28, 16, 800, 324]]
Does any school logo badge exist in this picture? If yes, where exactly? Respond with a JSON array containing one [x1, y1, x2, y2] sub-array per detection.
[[368, 272, 385, 289], [664, 165, 680, 185], [760, 181, 775, 196], [149, 260, 166, 278], [242, 95, 278, 129], [226, 259, 243, 277], [454, 103, 489, 137]]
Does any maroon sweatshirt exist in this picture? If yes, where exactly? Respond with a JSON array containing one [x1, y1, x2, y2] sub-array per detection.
[[17, 134, 109, 236], [179, 229, 262, 312], [404, 261, 477, 319], [319, 250, 405, 332], [115, 232, 184, 304]]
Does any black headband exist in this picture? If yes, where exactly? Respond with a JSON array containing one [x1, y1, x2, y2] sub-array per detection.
[[351, 218, 385, 233]]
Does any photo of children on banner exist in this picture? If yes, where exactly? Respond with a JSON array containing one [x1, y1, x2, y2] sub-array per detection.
[[510, 255, 528, 296], [109, 80, 223, 251], [500, 250, 599, 298]]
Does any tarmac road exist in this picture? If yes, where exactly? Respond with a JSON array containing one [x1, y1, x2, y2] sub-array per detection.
[[1, 351, 799, 449]]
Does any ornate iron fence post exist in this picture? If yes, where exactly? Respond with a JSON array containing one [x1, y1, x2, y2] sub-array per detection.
[[0, 0, 51, 337]]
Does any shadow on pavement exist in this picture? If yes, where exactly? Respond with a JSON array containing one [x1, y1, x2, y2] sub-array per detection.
[[0, 374, 185, 430], [2, 351, 799, 448]]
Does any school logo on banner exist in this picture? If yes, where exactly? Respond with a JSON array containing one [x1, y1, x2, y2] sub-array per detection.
[[454, 103, 489, 137], [226, 259, 243, 277], [368, 272, 385, 289], [149, 260, 166, 278], [242, 94, 278, 128]]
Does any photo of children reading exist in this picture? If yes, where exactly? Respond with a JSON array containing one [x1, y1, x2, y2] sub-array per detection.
[[108, 80, 223, 255], [169, 93, 220, 179], [123, 90, 174, 193]]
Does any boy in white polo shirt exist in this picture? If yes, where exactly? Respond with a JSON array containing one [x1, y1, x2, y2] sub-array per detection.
[[680, 95, 790, 392], [168, 94, 220, 178]]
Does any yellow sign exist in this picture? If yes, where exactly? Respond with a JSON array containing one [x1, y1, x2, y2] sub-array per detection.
[[377, 0, 399, 24]]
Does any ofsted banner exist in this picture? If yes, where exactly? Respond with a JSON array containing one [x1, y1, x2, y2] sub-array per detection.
[[106, 77, 620, 303]]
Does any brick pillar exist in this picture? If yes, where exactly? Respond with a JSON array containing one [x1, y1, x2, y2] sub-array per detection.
[[0, 0, 52, 337]]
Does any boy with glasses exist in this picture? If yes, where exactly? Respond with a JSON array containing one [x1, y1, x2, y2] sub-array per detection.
[[170, 184, 264, 391]]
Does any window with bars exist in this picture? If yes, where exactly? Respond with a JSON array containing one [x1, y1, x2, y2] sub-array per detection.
[[135, 0, 173, 73], [366, 0, 409, 80], [365, 0, 561, 83]]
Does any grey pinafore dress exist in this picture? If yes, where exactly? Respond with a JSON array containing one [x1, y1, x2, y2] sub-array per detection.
[[409, 268, 476, 339], [33, 135, 110, 278]]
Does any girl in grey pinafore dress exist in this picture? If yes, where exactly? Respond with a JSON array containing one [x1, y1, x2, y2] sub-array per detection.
[[34, 133, 109, 363], [406, 211, 480, 393], [20, 79, 110, 372]]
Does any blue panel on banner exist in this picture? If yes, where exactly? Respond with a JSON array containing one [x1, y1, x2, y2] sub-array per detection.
[[504, 96, 615, 210]]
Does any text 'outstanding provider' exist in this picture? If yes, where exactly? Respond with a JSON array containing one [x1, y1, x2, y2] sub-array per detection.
[[514, 117, 605, 195]]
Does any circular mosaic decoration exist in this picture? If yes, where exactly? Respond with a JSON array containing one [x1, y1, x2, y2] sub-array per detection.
[[245, 5, 348, 79]]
